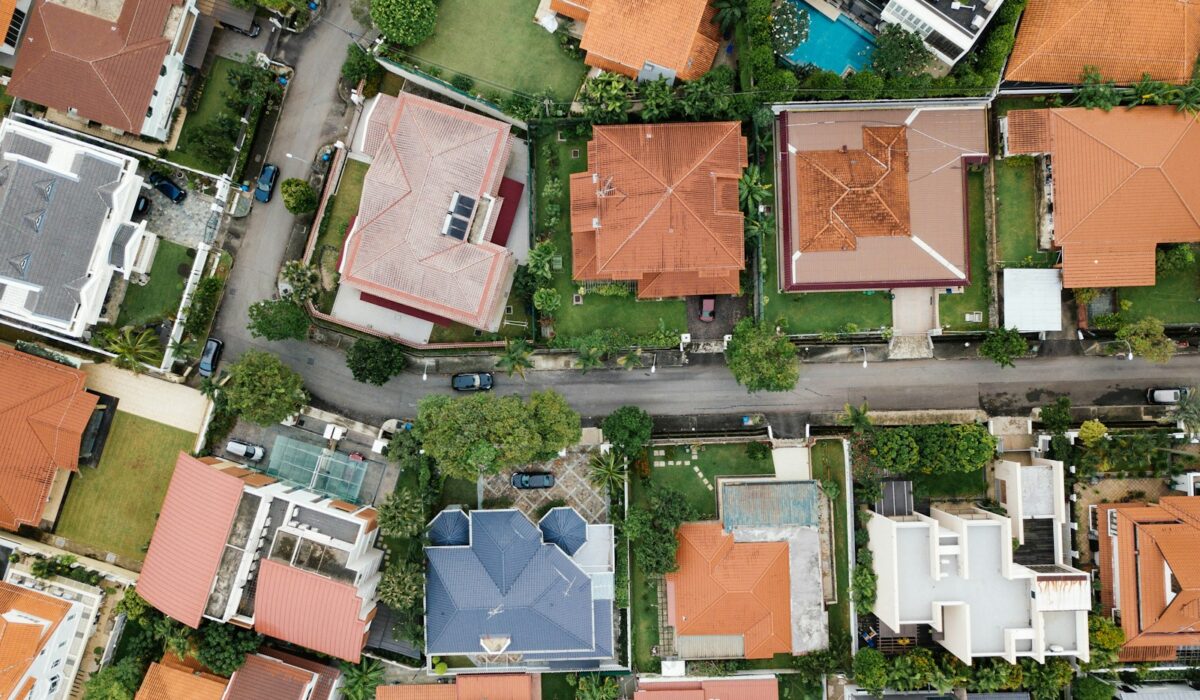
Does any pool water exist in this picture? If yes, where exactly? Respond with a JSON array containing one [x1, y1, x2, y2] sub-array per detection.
[[785, 0, 877, 76]]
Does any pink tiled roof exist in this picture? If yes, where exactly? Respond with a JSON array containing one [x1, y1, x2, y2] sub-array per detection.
[[138, 453, 244, 627], [634, 678, 779, 700], [341, 93, 516, 331], [254, 559, 371, 662]]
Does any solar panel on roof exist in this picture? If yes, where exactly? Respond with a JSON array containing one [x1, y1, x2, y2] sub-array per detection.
[[454, 195, 476, 218], [447, 217, 468, 240]]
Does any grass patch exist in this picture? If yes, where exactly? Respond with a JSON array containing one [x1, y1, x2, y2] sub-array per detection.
[[55, 412, 197, 560], [380, 71, 405, 97], [407, 0, 587, 99], [428, 285, 532, 343], [540, 674, 578, 700], [630, 549, 659, 673], [116, 241, 193, 329], [811, 439, 851, 643], [640, 443, 775, 519], [319, 158, 369, 254], [939, 168, 990, 332], [1119, 251, 1200, 324], [168, 57, 242, 173], [912, 468, 986, 499], [994, 158, 1050, 266], [438, 476, 478, 510], [537, 135, 687, 341]]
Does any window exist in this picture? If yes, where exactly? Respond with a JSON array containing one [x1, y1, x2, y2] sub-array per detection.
[[4, 7, 25, 46], [51, 658, 60, 669], [159, 65, 167, 77]]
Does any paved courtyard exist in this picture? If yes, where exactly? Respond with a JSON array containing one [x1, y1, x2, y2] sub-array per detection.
[[1073, 476, 1172, 566], [481, 447, 609, 524], [142, 178, 219, 248]]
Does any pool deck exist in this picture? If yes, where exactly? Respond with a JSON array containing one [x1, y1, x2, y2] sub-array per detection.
[[805, 0, 841, 21]]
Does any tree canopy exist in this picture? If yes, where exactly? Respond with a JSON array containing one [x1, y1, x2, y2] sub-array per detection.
[[247, 299, 310, 341], [281, 178, 318, 215], [1118, 316, 1175, 363], [624, 485, 696, 575], [601, 405, 653, 459], [371, 0, 436, 46], [194, 622, 261, 676], [725, 318, 799, 392], [980, 327, 1028, 368], [871, 24, 932, 80], [224, 350, 308, 425], [345, 337, 408, 385]]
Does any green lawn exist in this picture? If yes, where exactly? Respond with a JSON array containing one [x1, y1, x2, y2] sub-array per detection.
[[438, 476, 478, 510], [811, 439, 851, 643], [540, 674, 577, 699], [169, 57, 241, 173], [55, 412, 197, 560], [994, 158, 1050, 266], [911, 467, 986, 499], [538, 135, 688, 342], [630, 549, 660, 673], [939, 168, 990, 332], [429, 285, 532, 343], [1119, 248, 1200, 324], [642, 443, 775, 519], [314, 158, 369, 313], [405, 0, 587, 99], [116, 241, 194, 328]]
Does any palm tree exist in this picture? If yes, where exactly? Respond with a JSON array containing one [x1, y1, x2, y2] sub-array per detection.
[[496, 339, 534, 380], [576, 344, 604, 374], [616, 347, 643, 370], [712, 0, 746, 35], [588, 451, 627, 494], [738, 164, 772, 214], [1176, 387, 1200, 435], [168, 336, 200, 364], [744, 214, 776, 243], [339, 658, 384, 700], [1177, 82, 1200, 113], [839, 401, 872, 433], [106, 327, 161, 372]]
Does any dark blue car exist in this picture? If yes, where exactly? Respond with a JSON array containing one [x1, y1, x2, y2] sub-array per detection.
[[255, 163, 279, 203], [148, 172, 186, 203]]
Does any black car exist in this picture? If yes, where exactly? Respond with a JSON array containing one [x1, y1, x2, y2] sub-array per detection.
[[148, 172, 187, 204], [221, 20, 261, 37], [511, 472, 555, 489], [451, 372, 493, 391], [133, 194, 150, 220], [198, 337, 223, 377]]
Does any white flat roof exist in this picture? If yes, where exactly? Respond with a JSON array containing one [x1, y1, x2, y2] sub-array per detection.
[[1003, 268, 1063, 332]]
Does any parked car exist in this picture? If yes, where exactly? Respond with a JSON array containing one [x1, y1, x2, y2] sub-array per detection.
[[226, 439, 265, 462], [148, 172, 186, 203], [699, 296, 715, 323], [511, 472, 555, 489], [1148, 387, 1190, 404], [255, 163, 279, 203], [221, 20, 260, 37], [197, 337, 223, 377], [451, 372, 493, 392], [133, 194, 150, 220]]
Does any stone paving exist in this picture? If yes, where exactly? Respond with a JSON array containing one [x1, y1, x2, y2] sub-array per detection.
[[142, 179, 218, 249], [1072, 476, 1172, 566], [481, 447, 609, 524], [651, 445, 711, 491]]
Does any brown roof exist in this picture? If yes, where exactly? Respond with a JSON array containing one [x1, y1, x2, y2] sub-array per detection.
[[225, 654, 316, 700], [0, 345, 97, 531], [553, 0, 718, 81], [0, 581, 71, 698], [779, 106, 988, 291], [257, 649, 339, 700], [665, 522, 791, 659], [570, 122, 747, 298], [135, 661, 229, 700], [253, 558, 371, 662], [10, 0, 183, 133], [1006, 106, 1200, 288], [377, 687, 457, 700], [376, 675, 534, 700], [635, 678, 779, 700], [1005, 0, 1200, 84]]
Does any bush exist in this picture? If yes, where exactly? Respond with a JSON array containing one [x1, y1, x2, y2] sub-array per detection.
[[247, 299, 310, 341], [725, 318, 799, 392], [345, 337, 408, 385], [601, 406, 653, 460], [371, 0, 436, 46], [341, 44, 381, 86], [450, 74, 474, 93], [853, 648, 889, 696], [851, 549, 877, 615], [1078, 419, 1108, 447], [224, 351, 308, 425], [280, 178, 318, 215]]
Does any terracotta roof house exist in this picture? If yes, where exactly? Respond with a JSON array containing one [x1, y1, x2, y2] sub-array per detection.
[[880, 0, 1006, 68], [0, 119, 156, 337], [138, 453, 384, 662], [548, 0, 719, 82], [0, 579, 75, 699], [339, 93, 519, 339], [10, 0, 200, 140], [135, 655, 229, 700], [775, 102, 988, 291], [868, 456, 1090, 664], [1005, 0, 1200, 85], [570, 122, 747, 299], [424, 508, 617, 672], [376, 674, 534, 700], [224, 652, 337, 700], [1097, 496, 1200, 662], [1004, 106, 1200, 288], [0, 344, 98, 531], [634, 676, 779, 700]]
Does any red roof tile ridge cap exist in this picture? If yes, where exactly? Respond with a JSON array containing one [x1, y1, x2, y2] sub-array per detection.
[[27, 390, 92, 469], [1152, 115, 1200, 225], [1006, 0, 1100, 79], [1050, 109, 1146, 244]]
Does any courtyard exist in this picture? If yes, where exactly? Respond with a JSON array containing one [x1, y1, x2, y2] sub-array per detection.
[[480, 447, 609, 524]]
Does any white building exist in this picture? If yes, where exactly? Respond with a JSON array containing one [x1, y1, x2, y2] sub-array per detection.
[[880, 0, 1004, 68], [0, 119, 156, 338]]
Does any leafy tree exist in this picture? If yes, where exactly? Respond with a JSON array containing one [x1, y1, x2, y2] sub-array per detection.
[[744, 214, 775, 243], [371, 0, 436, 46], [725, 318, 799, 393], [1074, 676, 1115, 700], [280, 178, 318, 215], [579, 73, 634, 124], [1079, 419, 1108, 447], [1084, 614, 1125, 671], [533, 288, 561, 315], [83, 657, 144, 700], [194, 622, 262, 676], [341, 43, 380, 86], [224, 351, 308, 425], [1176, 387, 1200, 435], [602, 406, 653, 459], [115, 588, 151, 621], [248, 299, 310, 341], [679, 68, 733, 120], [845, 69, 885, 100], [588, 450, 626, 495], [980, 327, 1028, 368], [851, 552, 877, 615], [639, 77, 677, 121], [887, 647, 936, 691], [712, 0, 746, 34], [345, 337, 408, 385], [1041, 396, 1072, 435], [1077, 66, 1121, 111], [801, 70, 845, 99], [866, 426, 920, 474], [616, 347, 643, 370], [378, 487, 426, 537], [378, 560, 424, 609], [575, 343, 604, 374], [189, 118, 237, 166], [526, 242, 557, 283], [1021, 658, 1073, 700], [340, 658, 385, 700], [840, 402, 872, 433], [625, 485, 696, 575], [496, 338, 534, 379], [280, 260, 321, 304], [1157, 243, 1196, 273], [770, 0, 808, 54], [969, 658, 1022, 692], [871, 24, 932, 80], [541, 175, 563, 201], [169, 336, 201, 364], [529, 389, 582, 457], [852, 648, 889, 696], [105, 327, 161, 372], [576, 675, 621, 700], [225, 58, 282, 113], [738, 164, 772, 214], [1118, 316, 1175, 363]]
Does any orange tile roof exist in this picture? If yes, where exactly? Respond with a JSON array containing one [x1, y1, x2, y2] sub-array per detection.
[[666, 522, 791, 659], [135, 661, 229, 700], [138, 452, 245, 627], [376, 675, 534, 700], [570, 122, 747, 298], [254, 558, 371, 663], [377, 686, 457, 700], [10, 0, 183, 133], [635, 678, 779, 700], [1006, 107, 1200, 288], [225, 653, 316, 700], [1005, 0, 1200, 84], [0, 581, 71, 698], [559, 0, 718, 80], [0, 345, 97, 531]]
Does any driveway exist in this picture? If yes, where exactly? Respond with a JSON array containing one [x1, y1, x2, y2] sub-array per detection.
[[141, 180, 215, 249], [480, 447, 609, 524], [686, 294, 746, 340], [82, 364, 210, 437]]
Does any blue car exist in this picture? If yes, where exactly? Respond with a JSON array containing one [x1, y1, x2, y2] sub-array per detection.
[[255, 163, 279, 203], [148, 172, 186, 204]]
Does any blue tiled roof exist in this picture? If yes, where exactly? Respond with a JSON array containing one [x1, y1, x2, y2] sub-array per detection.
[[539, 507, 587, 556], [428, 509, 469, 546]]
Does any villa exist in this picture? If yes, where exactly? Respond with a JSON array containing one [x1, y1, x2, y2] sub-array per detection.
[[880, 0, 1004, 68], [0, 572, 102, 700]]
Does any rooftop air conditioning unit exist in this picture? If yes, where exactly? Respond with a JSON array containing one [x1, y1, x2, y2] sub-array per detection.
[[971, 14, 985, 29]]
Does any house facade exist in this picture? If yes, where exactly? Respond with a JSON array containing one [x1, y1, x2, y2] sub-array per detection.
[[880, 0, 1003, 68]]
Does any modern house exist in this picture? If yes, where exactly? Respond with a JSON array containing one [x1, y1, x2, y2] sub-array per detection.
[[376, 674, 535, 700], [10, 0, 198, 141], [1097, 496, 1200, 662], [1003, 106, 1200, 288], [569, 122, 747, 299], [635, 676, 779, 699], [774, 101, 988, 292], [0, 576, 98, 700], [0, 344, 99, 532], [138, 453, 384, 662], [0, 119, 156, 337], [339, 93, 520, 341], [879, 0, 1004, 68], [1005, 0, 1200, 84], [867, 456, 1090, 664], [135, 655, 229, 700], [547, 0, 719, 82], [424, 507, 617, 671]]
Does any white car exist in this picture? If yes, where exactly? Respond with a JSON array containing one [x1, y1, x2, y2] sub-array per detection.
[[226, 439, 265, 462]]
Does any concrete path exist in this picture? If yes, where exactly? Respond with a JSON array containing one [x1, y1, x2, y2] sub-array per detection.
[[83, 364, 209, 435]]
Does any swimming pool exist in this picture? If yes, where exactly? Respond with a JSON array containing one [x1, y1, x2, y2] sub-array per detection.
[[784, 0, 876, 76]]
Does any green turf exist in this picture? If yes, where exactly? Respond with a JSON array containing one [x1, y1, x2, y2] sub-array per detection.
[[168, 57, 242, 174], [540, 674, 578, 699], [994, 158, 1050, 266], [538, 135, 688, 340], [939, 168, 990, 331], [318, 158, 369, 255], [911, 467, 986, 499], [811, 439, 851, 643], [643, 443, 775, 519], [630, 547, 660, 673], [116, 241, 193, 328], [404, 0, 587, 99], [1119, 249, 1200, 324], [438, 476, 478, 510], [428, 285, 532, 343], [55, 412, 197, 560]]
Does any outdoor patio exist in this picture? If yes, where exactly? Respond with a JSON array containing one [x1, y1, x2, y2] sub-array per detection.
[[480, 447, 609, 524]]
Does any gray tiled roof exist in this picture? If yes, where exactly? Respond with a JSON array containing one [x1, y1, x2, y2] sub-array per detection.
[[429, 509, 469, 546], [0, 140, 122, 322], [109, 224, 136, 268], [539, 507, 586, 556]]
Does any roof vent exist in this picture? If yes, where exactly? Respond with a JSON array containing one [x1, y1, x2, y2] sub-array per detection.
[[592, 217, 600, 228]]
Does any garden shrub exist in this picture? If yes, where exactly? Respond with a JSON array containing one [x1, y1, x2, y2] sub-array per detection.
[[184, 277, 224, 337]]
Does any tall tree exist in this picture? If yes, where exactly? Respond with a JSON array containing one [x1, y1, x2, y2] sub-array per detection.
[[530, 389, 582, 457], [378, 487, 426, 537], [280, 260, 321, 304], [979, 327, 1028, 368], [578, 73, 634, 124], [575, 343, 605, 374], [224, 351, 308, 425], [639, 77, 677, 122], [106, 327, 162, 372], [496, 338, 534, 379], [725, 318, 799, 392], [738, 164, 772, 214], [280, 179, 318, 214], [712, 0, 746, 34], [587, 450, 627, 495], [194, 622, 262, 676], [377, 560, 424, 610], [345, 337, 408, 385], [1117, 316, 1175, 363], [1176, 387, 1200, 435], [340, 658, 385, 700], [839, 402, 872, 433], [624, 485, 697, 575], [247, 299, 310, 341], [1076, 65, 1121, 111], [371, 0, 436, 46], [601, 406, 653, 459], [871, 24, 932, 80]]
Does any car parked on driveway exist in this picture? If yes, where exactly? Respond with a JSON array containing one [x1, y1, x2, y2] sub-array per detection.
[[452, 372, 493, 391], [198, 337, 223, 377], [255, 163, 279, 203], [133, 194, 150, 220], [1148, 387, 1190, 404], [148, 172, 186, 203], [511, 472, 555, 489], [699, 296, 715, 322], [226, 439, 265, 462]]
